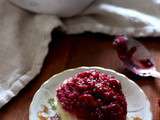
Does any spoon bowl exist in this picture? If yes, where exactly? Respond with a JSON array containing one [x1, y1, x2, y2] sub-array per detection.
[[113, 35, 160, 78]]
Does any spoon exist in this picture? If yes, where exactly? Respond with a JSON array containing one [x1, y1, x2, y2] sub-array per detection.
[[113, 35, 160, 78]]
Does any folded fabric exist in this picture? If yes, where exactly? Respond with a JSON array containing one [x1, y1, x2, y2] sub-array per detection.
[[64, 0, 160, 36], [1, 0, 160, 108], [0, 0, 61, 108]]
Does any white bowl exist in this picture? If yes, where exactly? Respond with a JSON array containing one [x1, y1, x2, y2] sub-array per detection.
[[9, 0, 94, 17], [29, 66, 152, 120]]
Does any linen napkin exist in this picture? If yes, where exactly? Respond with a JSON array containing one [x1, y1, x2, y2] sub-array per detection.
[[0, 0, 62, 108], [1, 0, 160, 108], [64, 0, 160, 36]]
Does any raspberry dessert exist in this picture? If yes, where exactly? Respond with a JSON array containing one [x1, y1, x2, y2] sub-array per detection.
[[56, 70, 127, 120]]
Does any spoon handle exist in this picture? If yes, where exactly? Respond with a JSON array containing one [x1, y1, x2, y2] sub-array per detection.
[[150, 70, 160, 79]]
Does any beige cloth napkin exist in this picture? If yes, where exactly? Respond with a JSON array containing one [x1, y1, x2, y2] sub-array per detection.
[[1, 0, 160, 108], [0, 0, 61, 107], [64, 0, 160, 36]]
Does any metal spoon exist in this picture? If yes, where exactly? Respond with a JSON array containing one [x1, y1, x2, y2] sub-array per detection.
[[113, 35, 160, 78]]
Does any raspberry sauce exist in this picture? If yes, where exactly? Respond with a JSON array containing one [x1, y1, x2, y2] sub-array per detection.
[[56, 70, 127, 120]]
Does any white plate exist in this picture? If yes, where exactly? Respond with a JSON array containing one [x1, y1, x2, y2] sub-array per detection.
[[29, 66, 152, 120], [9, 0, 94, 17]]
